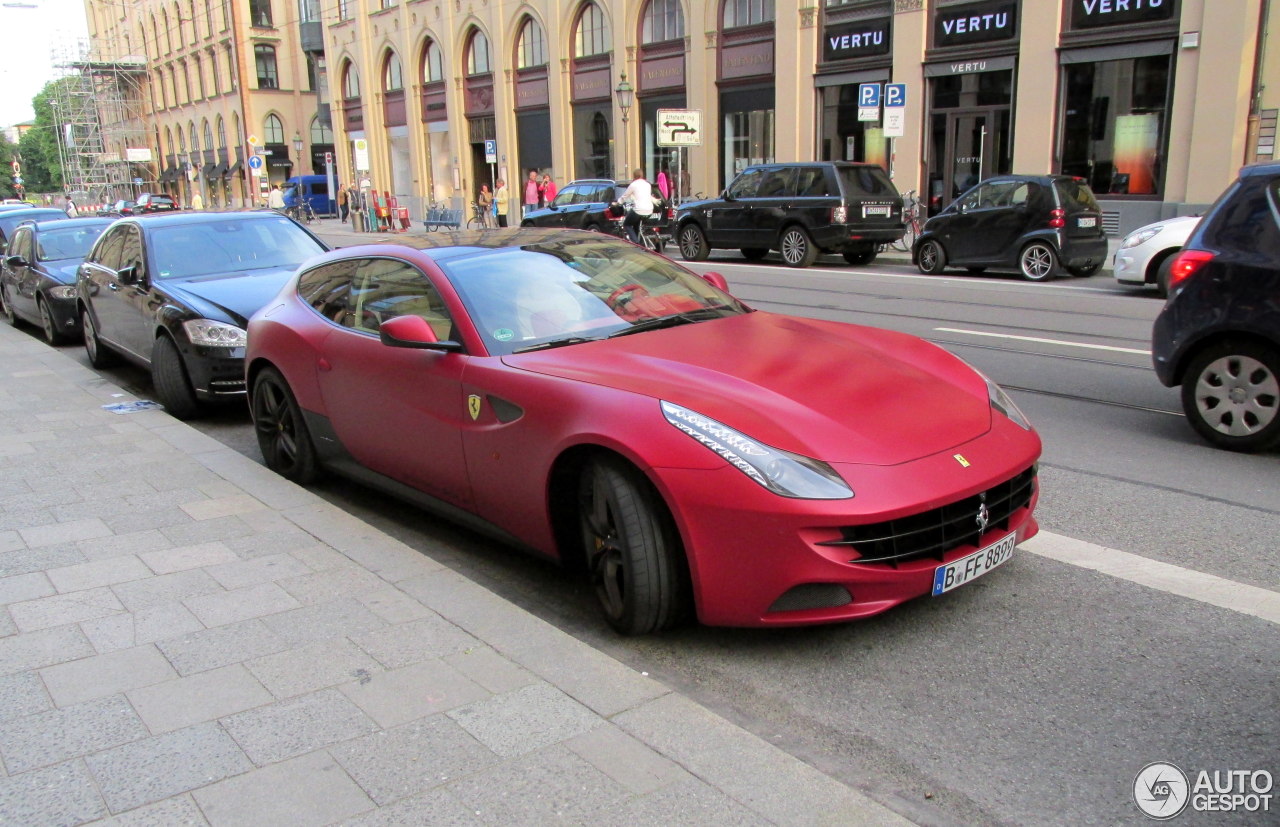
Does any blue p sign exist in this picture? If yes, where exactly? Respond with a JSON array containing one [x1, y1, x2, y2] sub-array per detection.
[[858, 83, 882, 108], [885, 84, 906, 108]]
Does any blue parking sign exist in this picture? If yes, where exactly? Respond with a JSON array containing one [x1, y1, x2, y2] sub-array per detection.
[[483, 139, 497, 164], [885, 83, 906, 108], [858, 83, 882, 122]]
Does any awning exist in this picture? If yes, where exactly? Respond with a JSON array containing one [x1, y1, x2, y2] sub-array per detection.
[[266, 157, 294, 169], [211, 162, 228, 178], [226, 160, 243, 176], [201, 162, 218, 178], [160, 166, 176, 182]]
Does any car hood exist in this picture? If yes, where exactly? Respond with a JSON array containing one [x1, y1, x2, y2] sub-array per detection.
[[45, 262, 81, 283], [503, 312, 994, 465], [165, 267, 298, 327]]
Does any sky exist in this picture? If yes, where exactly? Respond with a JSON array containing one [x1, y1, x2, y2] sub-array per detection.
[[0, 0, 91, 127]]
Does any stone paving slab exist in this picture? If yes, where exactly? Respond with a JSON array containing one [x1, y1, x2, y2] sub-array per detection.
[[0, 321, 914, 824]]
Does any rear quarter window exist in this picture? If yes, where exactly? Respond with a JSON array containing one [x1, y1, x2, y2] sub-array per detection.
[[1200, 177, 1280, 259], [838, 166, 896, 198], [1054, 180, 1100, 212]]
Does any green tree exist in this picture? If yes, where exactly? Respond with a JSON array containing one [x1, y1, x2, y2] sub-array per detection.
[[0, 134, 15, 197], [15, 78, 81, 195]]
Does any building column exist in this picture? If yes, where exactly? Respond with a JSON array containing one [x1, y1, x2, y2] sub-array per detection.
[[891, 4, 927, 195]]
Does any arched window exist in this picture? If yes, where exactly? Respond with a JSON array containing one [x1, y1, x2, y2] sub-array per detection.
[[264, 114, 284, 144], [232, 111, 240, 146], [255, 45, 279, 89], [164, 126, 173, 155], [202, 120, 213, 153], [204, 0, 212, 38], [172, 2, 183, 44], [162, 9, 172, 53], [176, 126, 185, 153], [466, 29, 491, 75], [642, 0, 684, 43], [422, 40, 444, 82], [189, 121, 198, 152], [182, 62, 192, 102], [216, 115, 226, 147], [193, 54, 205, 99], [342, 62, 360, 98], [383, 51, 403, 91], [574, 2, 610, 57], [154, 71, 166, 109], [150, 14, 159, 56], [722, 0, 774, 28], [310, 117, 333, 144], [516, 17, 547, 69]]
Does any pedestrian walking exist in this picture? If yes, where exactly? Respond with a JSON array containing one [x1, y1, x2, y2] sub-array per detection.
[[190, 192, 204, 211], [541, 173, 557, 207], [523, 170, 540, 218], [64, 196, 78, 217], [478, 184, 494, 228], [495, 178, 510, 227], [338, 185, 350, 222], [268, 183, 285, 211]]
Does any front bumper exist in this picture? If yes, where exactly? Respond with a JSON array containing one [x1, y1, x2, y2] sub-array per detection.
[[651, 429, 1041, 627], [44, 295, 82, 335], [176, 341, 248, 400]]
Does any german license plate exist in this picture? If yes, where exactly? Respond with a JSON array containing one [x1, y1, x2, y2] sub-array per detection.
[[863, 205, 891, 217], [932, 532, 1017, 596], [1078, 216, 1097, 228]]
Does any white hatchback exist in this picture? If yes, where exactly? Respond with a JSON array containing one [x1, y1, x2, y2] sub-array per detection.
[[1113, 214, 1200, 297]]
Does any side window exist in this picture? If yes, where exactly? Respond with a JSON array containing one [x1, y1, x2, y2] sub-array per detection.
[[91, 227, 128, 271], [756, 168, 795, 199], [553, 185, 577, 207], [794, 168, 829, 197], [957, 184, 990, 211], [349, 258, 453, 339], [10, 228, 33, 261], [298, 259, 359, 324], [1007, 182, 1033, 207], [727, 168, 762, 199], [119, 226, 147, 281]]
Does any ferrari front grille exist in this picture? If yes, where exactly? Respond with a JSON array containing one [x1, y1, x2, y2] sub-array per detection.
[[818, 466, 1037, 566]]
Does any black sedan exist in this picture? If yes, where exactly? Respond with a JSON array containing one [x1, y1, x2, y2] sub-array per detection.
[[77, 211, 327, 419], [1, 217, 112, 343], [0, 208, 70, 255]]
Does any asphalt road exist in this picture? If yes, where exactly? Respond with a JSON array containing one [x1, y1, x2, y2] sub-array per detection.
[[38, 242, 1279, 826]]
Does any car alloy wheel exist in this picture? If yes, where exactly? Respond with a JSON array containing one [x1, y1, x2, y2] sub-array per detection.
[[1, 284, 17, 327], [81, 307, 117, 368], [917, 240, 947, 275], [150, 335, 201, 420], [1019, 242, 1058, 281], [780, 227, 817, 268], [38, 298, 64, 344], [1181, 342, 1280, 452], [252, 367, 320, 483], [578, 456, 687, 635], [678, 224, 709, 261]]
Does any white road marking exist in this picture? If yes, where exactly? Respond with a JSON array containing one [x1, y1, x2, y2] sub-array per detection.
[[934, 327, 1152, 355], [692, 260, 1126, 293], [1023, 531, 1280, 626]]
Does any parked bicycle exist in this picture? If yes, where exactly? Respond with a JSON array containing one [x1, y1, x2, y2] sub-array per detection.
[[287, 201, 317, 224], [891, 190, 923, 252], [466, 201, 488, 229]]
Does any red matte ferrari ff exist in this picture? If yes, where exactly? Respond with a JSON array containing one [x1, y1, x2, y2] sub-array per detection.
[[246, 229, 1041, 634]]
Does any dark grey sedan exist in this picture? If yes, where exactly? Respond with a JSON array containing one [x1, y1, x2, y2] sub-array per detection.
[[1, 217, 112, 343]]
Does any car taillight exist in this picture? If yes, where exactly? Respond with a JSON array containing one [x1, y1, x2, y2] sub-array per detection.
[[832, 206, 847, 224], [1168, 249, 1215, 290], [1048, 208, 1065, 229]]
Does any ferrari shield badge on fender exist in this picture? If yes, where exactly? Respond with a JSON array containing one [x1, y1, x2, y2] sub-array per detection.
[[953, 454, 971, 468], [468, 395, 482, 421]]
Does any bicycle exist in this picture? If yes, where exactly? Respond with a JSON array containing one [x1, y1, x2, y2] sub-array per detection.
[[891, 190, 922, 252], [287, 201, 316, 224], [466, 201, 488, 229]]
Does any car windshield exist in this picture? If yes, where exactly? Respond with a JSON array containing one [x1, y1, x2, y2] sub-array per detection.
[[1054, 179, 1100, 212], [149, 216, 325, 279], [441, 236, 749, 356], [37, 224, 109, 261]]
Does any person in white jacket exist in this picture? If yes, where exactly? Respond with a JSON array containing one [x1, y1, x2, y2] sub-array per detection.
[[619, 169, 654, 245]]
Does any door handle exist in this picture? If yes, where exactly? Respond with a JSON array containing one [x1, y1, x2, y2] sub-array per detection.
[[108, 283, 120, 291]]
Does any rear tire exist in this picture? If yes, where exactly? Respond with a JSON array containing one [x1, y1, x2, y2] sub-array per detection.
[[578, 456, 689, 635], [1156, 255, 1174, 298], [678, 224, 709, 261], [81, 306, 118, 368], [151, 335, 201, 420], [917, 239, 947, 275], [1019, 241, 1058, 281], [252, 366, 320, 483], [1180, 341, 1280, 452], [779, 226, 818, 268], [740, 247, 768, 261]]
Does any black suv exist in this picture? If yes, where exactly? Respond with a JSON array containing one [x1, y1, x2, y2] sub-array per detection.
[[674, 162, 904, 268], [913, 175, 1108, 281], [1152, 161, 1280, 452], [520, 179, 626, 233], [135, 193, 179, 213]]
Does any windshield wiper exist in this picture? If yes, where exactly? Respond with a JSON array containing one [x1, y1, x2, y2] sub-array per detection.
[[512, 336, 600, 353], [607, 306, 733, 338]]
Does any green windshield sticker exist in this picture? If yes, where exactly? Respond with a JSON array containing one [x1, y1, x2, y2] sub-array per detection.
[[493, 328, 514, 342]]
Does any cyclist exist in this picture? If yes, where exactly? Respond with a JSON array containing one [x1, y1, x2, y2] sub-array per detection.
[[618, 169, 655, 245]]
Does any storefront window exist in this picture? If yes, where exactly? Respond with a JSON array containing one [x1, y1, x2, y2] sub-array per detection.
[[819, 85, 888, 170], [1061, 55, 1171, 196], [724, 108, 774, 179], [573, 105, 612, 179]]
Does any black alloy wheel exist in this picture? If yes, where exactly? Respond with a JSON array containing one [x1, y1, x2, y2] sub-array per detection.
[[917, 239, 947, 275], [81, 306, 117, 368], [252, 367, 320, 483], [740, 247, 769, 261], [1181, 341, 1280, 453], [150, 335, 201, 420], [38, 298, 65, 344], [779, 226, 818, 268], [1019, 241, 1059, 281], [578, 456, 688, 635], [678, 224, 709, 261]]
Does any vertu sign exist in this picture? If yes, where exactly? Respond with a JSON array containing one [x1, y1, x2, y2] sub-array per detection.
[[822, 17, 891, 63], [934, 0, 1017, 48], [1070, 0, 1175, 28]]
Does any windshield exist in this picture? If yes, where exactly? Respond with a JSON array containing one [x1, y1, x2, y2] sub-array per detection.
[[441, 236, 749, 356], [149, 216, 325, 279], [38, 224, 110, 261]]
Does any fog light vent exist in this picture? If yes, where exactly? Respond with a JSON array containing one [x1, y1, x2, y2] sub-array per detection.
[[768, 583, 853, 613]]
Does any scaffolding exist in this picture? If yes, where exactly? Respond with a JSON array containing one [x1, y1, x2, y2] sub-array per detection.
[[48, 37, 150, 204]]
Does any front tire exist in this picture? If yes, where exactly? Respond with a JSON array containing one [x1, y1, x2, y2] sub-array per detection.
[[151, 335, 201, 420], [779, 226, 818, 268], [678, 224, 709, 261], [38, 298, 66, 344], [1, 284, 17, 327], [1019, 241, 1059, 281], [251, 367, 320, 483], [917, 239, 947, 275], [81, 306, 118, 368], [578, 456, 688, 635], [1180, 342, 1280, 452]]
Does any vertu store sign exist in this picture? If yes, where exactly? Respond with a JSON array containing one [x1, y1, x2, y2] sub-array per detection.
[[934, 1, 1017, 48], [1071, 0, 1175, 28], [823, 17, 892, 63]]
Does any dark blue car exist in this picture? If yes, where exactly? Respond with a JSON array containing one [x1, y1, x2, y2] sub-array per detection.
[[1, 217, 113, 343]]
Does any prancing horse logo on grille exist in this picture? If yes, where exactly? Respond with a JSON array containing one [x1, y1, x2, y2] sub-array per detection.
[[975, 493, 990, 534]]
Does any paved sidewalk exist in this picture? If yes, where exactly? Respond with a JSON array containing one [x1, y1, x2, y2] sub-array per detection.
[[0, 324, 913, 824]]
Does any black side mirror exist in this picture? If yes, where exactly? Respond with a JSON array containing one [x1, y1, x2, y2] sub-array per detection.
[[5, 255, 26, 268], [722, 190, 735, 202], [116, 264, 140, 285]]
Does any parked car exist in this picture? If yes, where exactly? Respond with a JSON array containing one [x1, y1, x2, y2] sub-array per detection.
[[520, 179, 628, 233], [1152, 161, 1280, 452], [0, 208, 70, 255], [281, 175, 333, 217], [98, 199, 137, 218], [77, 211, 327, 419], [134, 193, 178, 213], [1, 217, 112, 343], [674, 162, 904, 268], [245, 228, 1041, 634], [913, 175, 1108, 281], [1113, 214, 1200, 297]]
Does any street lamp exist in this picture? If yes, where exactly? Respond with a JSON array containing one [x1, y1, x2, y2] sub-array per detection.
[[292, 131, 304, 171], [615, 72, 634, 179]]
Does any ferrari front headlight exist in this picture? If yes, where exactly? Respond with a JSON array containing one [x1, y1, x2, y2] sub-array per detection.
[[661, 401, 853, 499], [985, 377, 1032, 430], [182, 319, 247, 348]]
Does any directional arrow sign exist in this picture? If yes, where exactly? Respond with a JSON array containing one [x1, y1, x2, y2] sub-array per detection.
[[657, 109, 702, 147]]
